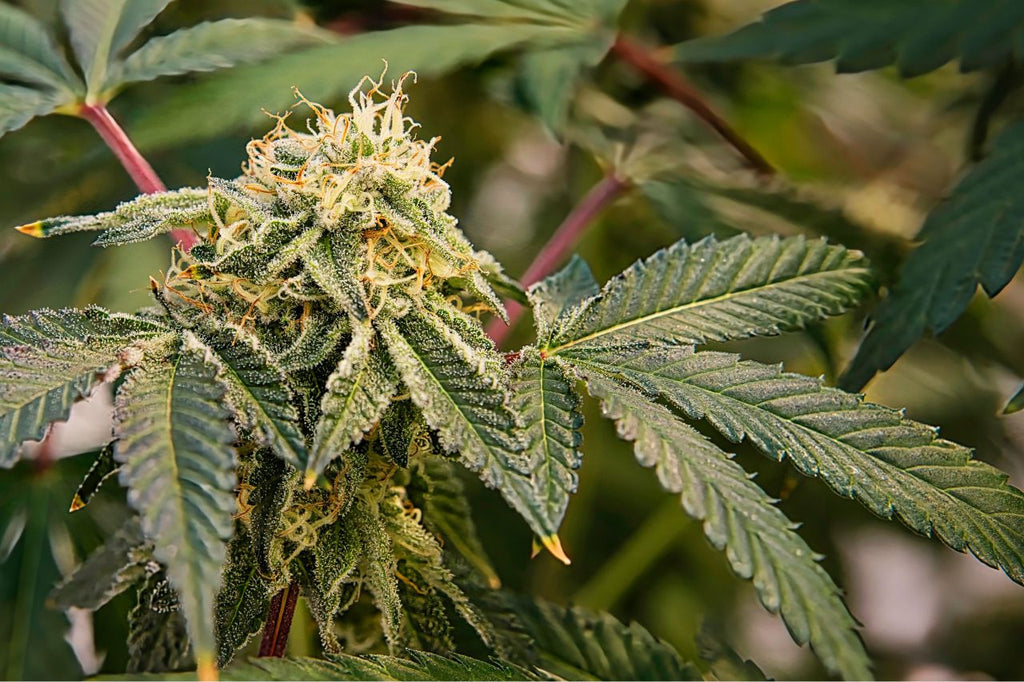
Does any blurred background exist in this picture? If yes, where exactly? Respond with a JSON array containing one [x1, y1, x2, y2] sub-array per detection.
[[2, 0, 1024, 679]]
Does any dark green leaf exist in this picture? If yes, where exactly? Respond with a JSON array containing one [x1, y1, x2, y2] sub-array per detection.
[[215, 527, 270, 668], [49, 517, 150, 611]]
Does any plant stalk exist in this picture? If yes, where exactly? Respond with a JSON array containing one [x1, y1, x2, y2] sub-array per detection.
[[486, 172, 628, 347], [258, 582, 300, 658], [611, 35, 775, 176], [77, 103, 199, 250]]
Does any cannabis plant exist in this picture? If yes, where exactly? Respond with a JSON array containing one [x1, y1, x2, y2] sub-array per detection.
[[4, 72, 1024, 682]]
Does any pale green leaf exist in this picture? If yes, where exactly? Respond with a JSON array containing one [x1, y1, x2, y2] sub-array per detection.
[[113, 337, 238, 669], [517, 37, 610, 134], [109, 18, 329, 90], [510, 349, 582, 539], [60, 0, 174, 96], [0, 3, 78, 90], [0, 85, 66, 136], [574, 344, 1024, 587], [842, 121, 1024, 391], [528, 254, 599, 341], [513, 597, 703, 681], [0, 307, 170, 467], [1004, 382, 1024, 415], [674, 0, 1024, 77], [307, 321, 398, 479], [545, 235, 871, 356], [196, 324, 308, 472], [567, 364, 869, 680]]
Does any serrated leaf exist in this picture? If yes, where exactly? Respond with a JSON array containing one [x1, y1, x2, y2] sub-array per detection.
[[573, 344, 1024, 587], [305, 229, 370, 319], [128, 573, 194, 674], [513, 597, 702, 681], [674, 0, 1024, 77], [197, 324, 308, 472], [69, 443, 118, 512], [100, 651, 538, 680], [15, 187, 209, 243], [109, 18, 328, 91], [128, 23, 576, 150], [49, 517, 150, 611], [353, 496, 402, 649], [545, 235, 871, 355], [510, 349, 582, 539], [567, 363, 869, 680], [305, 518, 360, 651], [841, 120, 1024, 391], [307, 322, 398, 480], [379, 312, 561, 552], [0, 85, 66, 137], [113, 338, 237, 670], [60, 0, 173, 97], [0, 3, 78, 90], [215, 527, 270, 668], [0, 307, 169, 467], [528, 254, 599, 341]]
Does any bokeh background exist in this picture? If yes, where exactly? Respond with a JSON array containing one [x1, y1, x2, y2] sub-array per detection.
[[2, 0, 1024, 679]]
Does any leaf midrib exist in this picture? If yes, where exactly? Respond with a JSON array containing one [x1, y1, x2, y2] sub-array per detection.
[[546, 266, 869, 355]]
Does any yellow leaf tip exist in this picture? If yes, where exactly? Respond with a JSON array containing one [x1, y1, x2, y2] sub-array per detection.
[[69, 494, 85, 513], [196, 654, 218, 681], [14, 221, 43, 237], [542, 534, 571, 565], [303, 471, 317, 490]]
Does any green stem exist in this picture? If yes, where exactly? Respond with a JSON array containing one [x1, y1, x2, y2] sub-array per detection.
[[572, 497, 685, 611]]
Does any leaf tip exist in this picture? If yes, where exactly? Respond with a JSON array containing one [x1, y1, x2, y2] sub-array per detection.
[[197, 654, 219, 681], [541, 534, 571, 565], [14, 221, 44, 237], [68, 494, 85, 513], [303, 470, 317, 490]]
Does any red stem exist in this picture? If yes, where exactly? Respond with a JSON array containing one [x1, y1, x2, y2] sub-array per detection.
[[486, 172, 628, 347], [77, 103, 199, 251], [611, 35, 774, 176], [258, 582, 299, 658]]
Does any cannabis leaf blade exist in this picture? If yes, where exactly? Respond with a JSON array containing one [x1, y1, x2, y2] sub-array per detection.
[[0, 307, 168, 467], [842, 120, 1024, 390], [575, 344, 1024, 586], [513, 598, 703, 681], [0, 86, 66, 136], [568, 364, 869, 680], [215, 527, 270, 668], [510, 349, 582, 538], [0, 4, 78, 91], [113, 338, 237, 672], [380, 312, 564, 556], [197, 325, 307, 472], [61, 0, 173, 96], [528, 254, 599, 340], [308, 322, 398, 480], [110, 18, 328, 90], [545, 235, 870, 355], [675, 0, 1024, 77], [49, 518, 149, 611]]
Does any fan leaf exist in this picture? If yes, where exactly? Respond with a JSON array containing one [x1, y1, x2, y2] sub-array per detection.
[[0, 3, 78, 91], [544, 235, 871, 355], [113, 336, 238, 671], [675, 0, 1024, 77], [566, 363, 870, 680], [49, 518, 150, 611], [842, 120, 1024, 390]]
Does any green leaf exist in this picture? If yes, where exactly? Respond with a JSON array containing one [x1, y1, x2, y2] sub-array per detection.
[[197, 324, 308, 472], [113, 336, 238, 671], [674, 0, 1024, 77], [0, 307, 170, 467], [387, 0, 572, 22], [0, 3, 78, 91], [108, 18, 328, 91], [0, 85, 66, 137], [305, 230, 370, 319], [1004, 382, 1024, 415], [353, 495, 403, 649], [49, 517, 150, 611], [14, 187, 209, 243], [307, 322, 398, 481], [509, 349, 583, 539], [577, 344, 1024, 587], [128, 22, 576, 150], [513, 597, 702, 681], [567, 363, 869, 680], [60, 0, 173, 97], [128, 573, 194, 674], [545, 235, 870, 355], [305, 517, 360, 651], [841, 121, 1024, 390], [380, 311, 562, 555], [215, 527, 270, 668], [516, 38, 609, 134], [69, 443, 119, 512], [100, 651, 538, 680], [528, 254, 599, 341]]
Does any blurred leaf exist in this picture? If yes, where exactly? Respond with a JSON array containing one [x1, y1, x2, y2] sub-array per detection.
[[517, 37, 611, 134], [0, 3, 78, 91], [68, 443, 118, 512], [695, 623, 766, 681], [49, 517, 148, 611], [1004, 382, 1024, 414], [108, 18, 329, 92], [127, 23, 577, 150], [841, 121, 1024, 390], [0, 86, 67, 136], [675, 0, 1024, 77]]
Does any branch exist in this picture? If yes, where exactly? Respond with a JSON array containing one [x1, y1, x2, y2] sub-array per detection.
[[486, 172, 628, 347], [77, 103, 199, 251], [611, 35, 774, 176]]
